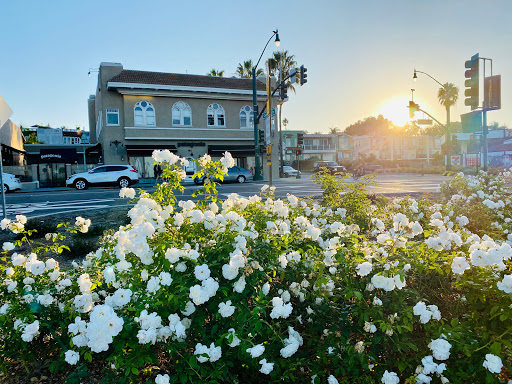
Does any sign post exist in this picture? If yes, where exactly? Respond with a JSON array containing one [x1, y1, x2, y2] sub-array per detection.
[[0, 95, 13, 219]]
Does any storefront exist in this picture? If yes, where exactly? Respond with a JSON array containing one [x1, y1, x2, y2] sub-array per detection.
[[25, 144, 101, 187]]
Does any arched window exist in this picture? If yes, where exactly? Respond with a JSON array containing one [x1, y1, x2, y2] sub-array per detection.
[[207, 103, 225, 127], [172, 101, 192, 126], [134, 101, 156, 126], [239, 105, 254, 129]]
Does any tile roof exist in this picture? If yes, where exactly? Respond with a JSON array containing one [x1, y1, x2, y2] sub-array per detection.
[[108, 70, 266, 91]]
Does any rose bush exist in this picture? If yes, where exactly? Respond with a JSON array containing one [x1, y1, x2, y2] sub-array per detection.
[[0, 154, 511, 384]]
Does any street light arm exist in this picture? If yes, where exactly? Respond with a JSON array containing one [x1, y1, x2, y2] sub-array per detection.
[[254, 30, 278, 70], [418, 108, 445, 128], [414, 70, 445, 88]]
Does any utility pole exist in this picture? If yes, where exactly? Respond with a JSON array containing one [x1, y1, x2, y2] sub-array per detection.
[[267, 59, 273, 187]]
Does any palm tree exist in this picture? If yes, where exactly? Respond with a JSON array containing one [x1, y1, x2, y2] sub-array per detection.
[[437, 82, 459, 117], [235, 60, 264, 78], [207, 69, 224, 77], [282, 118, 289, 130], [329, 126, 340, 134]]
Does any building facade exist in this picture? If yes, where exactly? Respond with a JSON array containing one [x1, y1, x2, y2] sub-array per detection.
[[353, 134, 442, 163], [88, 62, 278, 179]]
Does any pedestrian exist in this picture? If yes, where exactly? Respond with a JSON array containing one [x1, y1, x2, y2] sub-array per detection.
[[154, 164, 162, 181], [250, 167, 254, 175]]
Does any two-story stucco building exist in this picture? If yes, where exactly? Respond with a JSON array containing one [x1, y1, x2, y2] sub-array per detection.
[[88, 62, 278, 178]]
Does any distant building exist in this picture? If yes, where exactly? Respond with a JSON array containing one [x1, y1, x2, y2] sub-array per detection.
[[353, 134, 442, 162], [0, 119, 25, 166], [23, 125, 87, 145]]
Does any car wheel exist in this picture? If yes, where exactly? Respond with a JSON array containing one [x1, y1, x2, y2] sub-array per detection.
[[236, 175, 246, 184], [74, 179, 88, 190], [3, 184, 9, 193], [118, 177, 130, 188]]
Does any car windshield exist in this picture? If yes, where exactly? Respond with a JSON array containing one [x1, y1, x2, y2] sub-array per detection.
[[319, 162, 337, 166]]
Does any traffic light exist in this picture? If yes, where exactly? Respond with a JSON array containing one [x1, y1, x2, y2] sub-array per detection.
[[297, 132, 304, 148], [258, 129, 265, 144], [470, 135, 474, 141], [295, 149, 301, 156], [464, 53, 479, 110], [300, 65, 308, 86], [279, 83, 288, 100], [408, 101, 420, 118]]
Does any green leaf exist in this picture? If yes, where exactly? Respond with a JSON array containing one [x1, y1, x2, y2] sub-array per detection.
[[131, 367, 139, 375], [490, 341, 501, 355]]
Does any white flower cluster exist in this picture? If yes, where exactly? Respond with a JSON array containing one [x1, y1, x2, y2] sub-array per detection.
[[429, 337, 451, 361], [194, 342, 222, 363], [119, 187, 136, 199], [469, 236, 511, 270], [14, 319, 40, 342], [135, 309, 188, 345], [483, 353, 503, 374], [371, 274, 406, 292], [416, 355, 446, 384], [1, 215, 27, 233], [280, 327, 303, 358], [270, 296, 293, 319], [75, 216, 91, 233], [413, 301, 441, 324], [152, 149, 180, 165], [67, 305, 123, 353]]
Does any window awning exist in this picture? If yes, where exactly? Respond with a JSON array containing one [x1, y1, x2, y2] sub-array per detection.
[[126, 144, 177, 157], [85, 143, 102, 155], [208, 145, 255, 158]]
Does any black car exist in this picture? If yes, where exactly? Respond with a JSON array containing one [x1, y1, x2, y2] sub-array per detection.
[[313, 161, 347, 174]]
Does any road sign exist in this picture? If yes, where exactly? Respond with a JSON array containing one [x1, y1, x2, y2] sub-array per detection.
[[262, 108, 276, 119], [484, 75, 501, 110], [0, 94, 13, 128], [266, 145, 271, 165], [417, 119, 433, 126], [265, 116, 271, 145], [461, 111, 482, 133]]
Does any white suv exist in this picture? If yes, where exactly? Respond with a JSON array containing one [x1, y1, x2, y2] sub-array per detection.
[[66, 165, 139, 190], [2, 173, 22, 193]]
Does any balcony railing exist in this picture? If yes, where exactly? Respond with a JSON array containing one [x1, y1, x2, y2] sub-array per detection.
[[303, 144, 337, 151]]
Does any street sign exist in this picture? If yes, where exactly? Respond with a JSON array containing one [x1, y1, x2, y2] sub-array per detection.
[[417, 119, 433, 126], [484, 75, 501, 110], [265, 115, 271, 145], [262, 108, 276, 119], [461, 111, 482, 133], [266, 145, 271, 165], [0, 94, 13, 129]]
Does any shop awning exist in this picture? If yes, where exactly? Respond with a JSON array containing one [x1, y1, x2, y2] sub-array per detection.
[[126, 144, 177, 156], [39, 148, 78, 163], [85, 143, 102, 155], [208, 145, 255, 158]]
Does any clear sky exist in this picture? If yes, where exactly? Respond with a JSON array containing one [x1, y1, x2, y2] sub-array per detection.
[[1, 0, 511, 133]]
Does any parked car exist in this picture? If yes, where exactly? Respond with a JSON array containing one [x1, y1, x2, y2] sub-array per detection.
[[313, 161, 347, 174], [194, 166, 251, 184], [2, 173, 22, 193], [281, 165, 301, 177], [66, 165, 139, 190]]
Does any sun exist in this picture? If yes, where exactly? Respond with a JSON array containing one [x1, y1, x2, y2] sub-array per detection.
[[375, 98, 411, 127]]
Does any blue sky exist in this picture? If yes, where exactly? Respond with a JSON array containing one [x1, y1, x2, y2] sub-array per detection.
[[1, 0, 511, 132]]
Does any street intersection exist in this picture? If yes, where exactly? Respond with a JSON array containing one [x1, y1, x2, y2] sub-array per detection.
[[3, 173, 450, 219]]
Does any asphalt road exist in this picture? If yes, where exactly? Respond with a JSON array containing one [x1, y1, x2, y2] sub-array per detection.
[[2, 173, 451, 219]]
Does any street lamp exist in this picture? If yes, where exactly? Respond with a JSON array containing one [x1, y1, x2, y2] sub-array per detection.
[[252, 29, 280, 181], [413, 69, 453, 170]]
